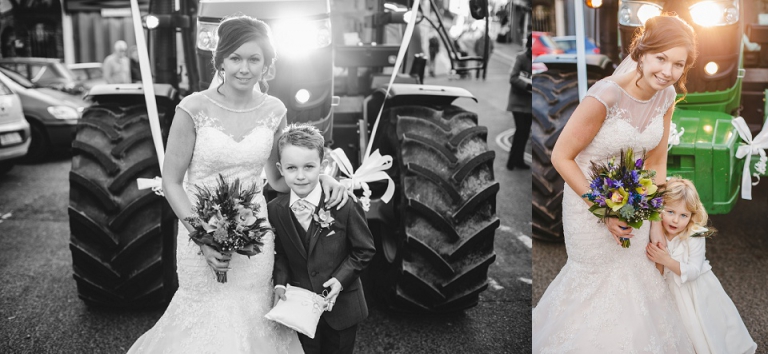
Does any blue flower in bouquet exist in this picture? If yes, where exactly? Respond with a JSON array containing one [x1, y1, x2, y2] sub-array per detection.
[[606, 178, 623, 189], [651, 197, 663, 208], [630, 170, 640, 184], [590, 177, 603, 190], [594, 195, 607, 207], [635, 158, 644, 169]]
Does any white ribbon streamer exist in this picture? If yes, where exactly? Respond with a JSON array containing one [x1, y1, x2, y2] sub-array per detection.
[[337, 1, 419, 209], [330, 148, 394, 211], [131, 0, 165, 196], [732, 116, 768, 200], [137, 176, 164, 196], [667, 122, 684, 151]]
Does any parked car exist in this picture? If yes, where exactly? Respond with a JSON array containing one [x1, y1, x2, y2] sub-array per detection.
[[552, 35, 601, 54], [0, 78, 29, 174], [533, 31, 563, 58], [0, 57, 88, 96], [0, 67, 87, 161], [67, 62, 106, 91]]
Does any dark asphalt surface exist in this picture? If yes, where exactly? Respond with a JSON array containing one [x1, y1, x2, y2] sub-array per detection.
[[533, 179, 768, 349], [0, 43, 529, 353]]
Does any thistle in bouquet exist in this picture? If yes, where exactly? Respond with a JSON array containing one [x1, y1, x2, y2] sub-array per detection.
[[184, 174, 272, 283], [581, 148, 665, 248]]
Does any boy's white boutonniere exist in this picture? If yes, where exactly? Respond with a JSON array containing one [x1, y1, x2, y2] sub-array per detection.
[[313, 208, 335, 229]]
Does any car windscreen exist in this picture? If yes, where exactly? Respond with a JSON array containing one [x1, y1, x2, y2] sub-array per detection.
[[0, 67, 34, 88]]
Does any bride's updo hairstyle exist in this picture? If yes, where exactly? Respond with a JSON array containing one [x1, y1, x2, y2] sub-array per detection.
[[662, 178, 714, 240], [212, 15, 277, 95], [628, 14, 697, 101]]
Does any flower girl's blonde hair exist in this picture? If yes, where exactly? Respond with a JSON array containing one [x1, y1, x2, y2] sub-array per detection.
[[662, 178, 714, 240]]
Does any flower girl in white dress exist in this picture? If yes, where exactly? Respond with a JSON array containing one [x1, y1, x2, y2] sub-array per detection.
[[646, 178, 756, 354]]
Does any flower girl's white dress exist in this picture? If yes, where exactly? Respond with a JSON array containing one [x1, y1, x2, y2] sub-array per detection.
[[663, 233, 756, 354], [127, 91, 303, 354], [532, 74, 694, 353]]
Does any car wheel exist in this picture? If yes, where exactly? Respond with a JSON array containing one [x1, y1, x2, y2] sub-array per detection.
[[25, 121, 49, 162]]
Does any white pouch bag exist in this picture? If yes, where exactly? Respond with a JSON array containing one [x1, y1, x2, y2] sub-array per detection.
[[265, 284, 326, 338]]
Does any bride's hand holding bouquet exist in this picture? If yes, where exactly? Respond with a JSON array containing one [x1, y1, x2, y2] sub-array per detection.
[[581, 148, 665, 248]]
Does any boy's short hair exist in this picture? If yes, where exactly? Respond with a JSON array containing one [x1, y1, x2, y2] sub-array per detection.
[[277, 123, 325, 161]]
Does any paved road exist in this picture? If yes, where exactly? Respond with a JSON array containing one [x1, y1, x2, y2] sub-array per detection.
[[533, 180, 768, 348], [0, 42, 529, 353]]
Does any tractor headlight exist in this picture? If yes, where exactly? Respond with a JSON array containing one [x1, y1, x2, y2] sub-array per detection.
[[145, 15, 160, 30], [272, 18, 332, 58], [689, 0, 739, 27], [197, 21, 219, 51], [704, 61, 719, 75], [619, 1, 662, 27], [295, 89, 311, 104]]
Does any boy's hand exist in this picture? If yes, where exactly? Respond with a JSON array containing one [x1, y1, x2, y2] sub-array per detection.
[[273, 287, 286, 307], [323, 278, 342, 311]]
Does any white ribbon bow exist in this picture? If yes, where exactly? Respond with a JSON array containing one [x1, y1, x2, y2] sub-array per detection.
[[330, 148, 394, 212], [732, 117, 768, 200], [667, 122, 684, 151], [137, 176, 164, 197]]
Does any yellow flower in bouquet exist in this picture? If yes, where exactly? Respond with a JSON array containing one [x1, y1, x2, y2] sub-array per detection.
[[605, 187, 629, 211], [636, 178, 658, 196]]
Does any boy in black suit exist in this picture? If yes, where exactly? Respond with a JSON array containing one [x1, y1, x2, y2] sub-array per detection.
[[269, 124, 376, 354]]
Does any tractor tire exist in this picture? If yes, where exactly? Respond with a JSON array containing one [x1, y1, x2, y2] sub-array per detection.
[[69, 102, 177, 308], [531, 69, 602, 242], [375, 104, 500, 313]]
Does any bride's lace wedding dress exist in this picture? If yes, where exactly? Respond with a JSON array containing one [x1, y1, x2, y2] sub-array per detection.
[[532, 79, 695, 353], [128, 91, 303, 354]]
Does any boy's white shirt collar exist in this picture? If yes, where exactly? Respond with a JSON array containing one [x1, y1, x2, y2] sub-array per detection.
[[289, 182, 322, 208]]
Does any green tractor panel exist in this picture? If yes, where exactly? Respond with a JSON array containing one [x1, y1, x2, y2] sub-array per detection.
[[532, 0, 763, 242], [67, 0, 500, 314]]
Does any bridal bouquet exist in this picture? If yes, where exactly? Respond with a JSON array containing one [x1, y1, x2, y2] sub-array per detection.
[[581, 148, 664, 248], [184, 174, 271, 282]]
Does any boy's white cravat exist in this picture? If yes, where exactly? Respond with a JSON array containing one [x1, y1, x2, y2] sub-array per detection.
[[291, 199, 314, 231]]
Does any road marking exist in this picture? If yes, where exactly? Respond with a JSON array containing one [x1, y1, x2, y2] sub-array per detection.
[[492, 50, 516, 63], [499, 226, 532, 249], [517, 234, 532, 249], [488, 277, 505, 290], [0, 212, 11, 224], [495, 129, 531, 164], [518, 277, 532, 284]]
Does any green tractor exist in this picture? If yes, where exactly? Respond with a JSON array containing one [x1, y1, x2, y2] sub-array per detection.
[[532, 0, 768, 242], [67, 0, 500, 313]]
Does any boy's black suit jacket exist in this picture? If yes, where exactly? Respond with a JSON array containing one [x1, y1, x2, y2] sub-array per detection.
[[269, 193, 376, 331]]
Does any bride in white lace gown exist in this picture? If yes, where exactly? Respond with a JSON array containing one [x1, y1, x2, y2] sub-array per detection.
[[533, 16, 699, 353], [128, 16, 347, 354]]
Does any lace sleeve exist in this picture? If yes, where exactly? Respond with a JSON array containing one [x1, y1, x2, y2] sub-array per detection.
[[585, 80, 621, 112], [664, 86, 677, 112], [176, 92, 202, 130], [265, 96, 287, 133]]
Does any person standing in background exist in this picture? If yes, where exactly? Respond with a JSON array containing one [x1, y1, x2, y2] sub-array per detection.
[[506, 32, 532, 170], [103, 40, 131, 84], [428, 34, 440, 77]]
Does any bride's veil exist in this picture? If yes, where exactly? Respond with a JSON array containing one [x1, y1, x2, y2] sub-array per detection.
[[612, 55, 637, 76]]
